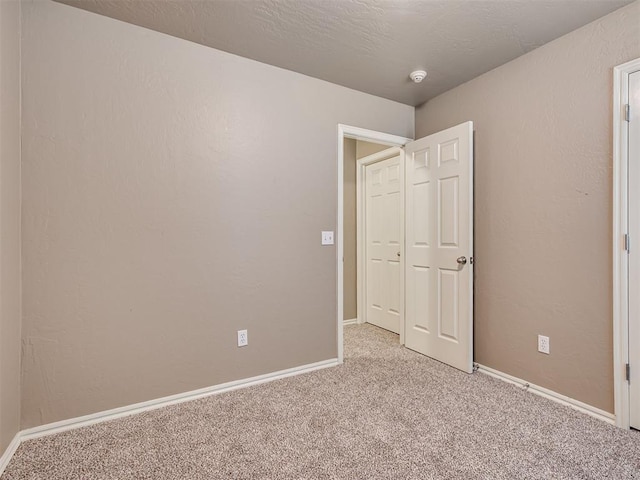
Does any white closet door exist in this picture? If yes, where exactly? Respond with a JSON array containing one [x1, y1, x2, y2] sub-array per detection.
[[365, 153, 403, 334]]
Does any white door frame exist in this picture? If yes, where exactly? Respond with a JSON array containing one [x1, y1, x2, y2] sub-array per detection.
[[337, 125, 412, 363], [357, 147, 405, 342], [613, 57, 640, 429]]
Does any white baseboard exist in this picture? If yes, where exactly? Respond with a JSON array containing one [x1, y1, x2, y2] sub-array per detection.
[[343, 318, 357, 326], [475, 363, 615, 425], [1, 358, 338, 474], [0, 433, 21, 476]]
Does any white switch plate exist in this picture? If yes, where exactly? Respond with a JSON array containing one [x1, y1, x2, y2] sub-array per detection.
[[237, 329, 248, 347], [322, 231, 334, 245]]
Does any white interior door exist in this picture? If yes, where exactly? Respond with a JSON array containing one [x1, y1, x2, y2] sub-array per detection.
[[365, 152, 403, 334], [628, 70, 640, 429], [404, 122, 474, 373]]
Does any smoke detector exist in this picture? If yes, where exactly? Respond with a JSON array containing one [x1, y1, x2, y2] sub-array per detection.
[[409, 70, 427, 83]]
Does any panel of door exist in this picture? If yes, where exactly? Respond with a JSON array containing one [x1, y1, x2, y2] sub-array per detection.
[[365, 153, 403, 334], [628, 69, 640, 429], [404, 122, 474, 373]]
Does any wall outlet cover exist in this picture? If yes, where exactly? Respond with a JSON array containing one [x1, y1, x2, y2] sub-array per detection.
[[237, 329, 248, 347], [538, 335, 550, 354]]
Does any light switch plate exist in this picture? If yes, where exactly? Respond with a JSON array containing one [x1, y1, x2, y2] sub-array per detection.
[[321, 231, 334, 245]]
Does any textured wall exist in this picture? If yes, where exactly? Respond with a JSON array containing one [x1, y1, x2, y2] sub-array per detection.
[[356, 141, 390, 161], [21, 0, 413, 428], [415, 1, 640, 413], [343, 138, 357, 321], [0, 0, 22, 454]]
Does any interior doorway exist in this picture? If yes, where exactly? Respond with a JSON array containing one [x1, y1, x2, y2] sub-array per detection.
[[337, 123, 475, 375], [343, 139, 401, 328], [337, 125, 411, 363]]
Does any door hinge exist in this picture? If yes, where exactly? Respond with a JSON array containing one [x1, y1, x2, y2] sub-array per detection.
[[626, 363, 631, 382], [625, 233, 630, 253], [625, 104, 631, 122]]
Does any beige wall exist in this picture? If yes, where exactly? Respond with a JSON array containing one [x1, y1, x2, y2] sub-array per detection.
[[343, 138, 357, 320], [415, 1, 640, 413], [0, 0, 22, 454], [20, 0, 414, 428], [356, 141, 390, 161], [342, 140, 390, 321]]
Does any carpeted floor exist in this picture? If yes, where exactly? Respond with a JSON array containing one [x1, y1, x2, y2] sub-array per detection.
[[4, 324, 640, 479]]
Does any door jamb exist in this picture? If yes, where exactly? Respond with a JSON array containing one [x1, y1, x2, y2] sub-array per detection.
[[356, 147, 405, 342], [337, 125, 412, 363], [613, 57, 640, 429]]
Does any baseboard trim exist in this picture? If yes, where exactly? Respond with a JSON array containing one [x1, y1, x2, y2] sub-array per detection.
[[0, 433, 21, 476], [475, 363, 615, 425], [15, 357, 337, 448], [343, 318, 357, 326]]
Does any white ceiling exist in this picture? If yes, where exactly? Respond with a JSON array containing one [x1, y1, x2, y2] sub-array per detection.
[[55, 0, 633, 106]]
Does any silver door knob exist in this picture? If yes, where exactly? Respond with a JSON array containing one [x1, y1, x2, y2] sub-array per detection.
[[457, 256, 467, 265]]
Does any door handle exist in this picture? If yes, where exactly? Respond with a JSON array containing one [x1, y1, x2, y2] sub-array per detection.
[[457, 256, 467, 265]]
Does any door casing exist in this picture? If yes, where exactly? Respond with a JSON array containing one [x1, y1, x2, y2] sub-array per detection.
[[613, 57, 640, 429], [338, 124, 474, 370]]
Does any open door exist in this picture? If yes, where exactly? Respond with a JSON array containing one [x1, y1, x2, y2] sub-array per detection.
[[403, 122, 474, 373]]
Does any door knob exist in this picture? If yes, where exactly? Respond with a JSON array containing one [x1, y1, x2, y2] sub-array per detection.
[[457, 256, 467, 265], [397, 252, 401, 257]]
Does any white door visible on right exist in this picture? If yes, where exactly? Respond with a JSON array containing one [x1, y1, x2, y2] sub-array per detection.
[[404, 122, 474, 373], [628, 69, 640, 429]]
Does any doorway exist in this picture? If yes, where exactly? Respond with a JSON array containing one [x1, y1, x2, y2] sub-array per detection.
[[337, 123, 475, 374], [337, 125, 411, 363], [343, 139, 402, 329]]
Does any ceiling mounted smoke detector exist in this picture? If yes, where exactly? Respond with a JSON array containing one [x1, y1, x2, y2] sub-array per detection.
[[409, 70, 427, 83]]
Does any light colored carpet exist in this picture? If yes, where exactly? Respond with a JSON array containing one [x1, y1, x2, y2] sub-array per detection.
[[4, 324, 640, 479]]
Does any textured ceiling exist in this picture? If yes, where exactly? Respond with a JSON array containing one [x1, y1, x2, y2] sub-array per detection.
[[54, 0, 633, 106]]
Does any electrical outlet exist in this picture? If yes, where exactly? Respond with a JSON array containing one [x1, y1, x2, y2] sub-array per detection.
[[237, 329, 248, 347], [538, 335, 550, 354], [321, 231, 334, 245]]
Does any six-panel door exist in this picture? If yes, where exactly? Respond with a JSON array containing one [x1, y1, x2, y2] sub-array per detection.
[[403, 122, 474, 373], [365, 154, 403, 334]]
